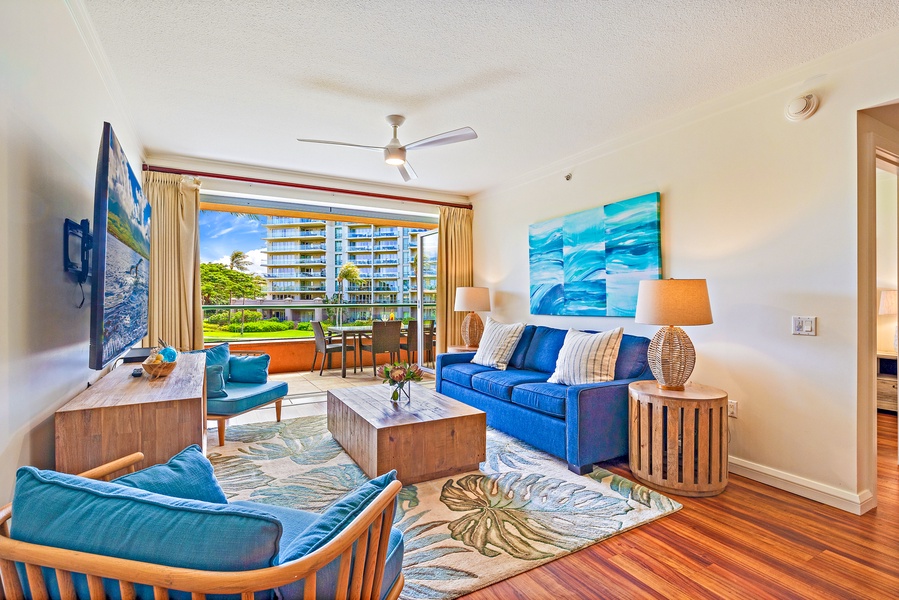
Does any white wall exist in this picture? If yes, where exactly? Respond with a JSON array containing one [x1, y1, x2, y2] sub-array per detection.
[[473, 27, 899, 512], [0, 1, 142, 501]]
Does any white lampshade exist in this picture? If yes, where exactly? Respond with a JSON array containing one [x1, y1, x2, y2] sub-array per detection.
[[879, 290, 898, 315], [635, 279, 713, 326], [454, 287, 491, 312]]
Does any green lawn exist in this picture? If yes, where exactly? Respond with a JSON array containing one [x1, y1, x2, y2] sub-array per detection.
[[203, 329, 315, 343]]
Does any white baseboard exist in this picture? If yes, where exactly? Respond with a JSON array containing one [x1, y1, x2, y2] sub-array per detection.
[[728, 457, 876, 515]]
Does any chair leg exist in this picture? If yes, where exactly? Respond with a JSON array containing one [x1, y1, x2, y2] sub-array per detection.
[[275, 399, 282, 422], [327, 352, 332, 370], [311, 350, 318, 373], [320, 352, 326, 376], [217, 418, 226, 447]]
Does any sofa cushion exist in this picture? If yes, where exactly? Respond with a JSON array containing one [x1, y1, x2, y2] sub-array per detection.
[[510, 383, 568, 418], [615, 334, 650, 379], [442, 362, 494, 388], [471, 369, 551, 401], [113, 444, 227, 504], [207, 364, 229, 399], [508, 325, 537, 370], [548, 328, 624, 385], [207, 380, 288, 416], [229, 354, 270, 384], [472, 318, 526, 371], [11, 467, 282, 599], [522, 326, 568, 373], [276, 471, 398, 599], [234, 501, 404, 600]]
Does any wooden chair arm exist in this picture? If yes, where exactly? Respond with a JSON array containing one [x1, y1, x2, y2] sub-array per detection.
[[77, 452, 145, 480]]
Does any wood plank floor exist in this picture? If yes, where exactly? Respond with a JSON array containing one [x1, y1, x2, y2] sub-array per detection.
[[462, 412, 899, 599]]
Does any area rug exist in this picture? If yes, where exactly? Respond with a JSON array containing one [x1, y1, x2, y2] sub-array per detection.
[[208, 416, 681, 600]]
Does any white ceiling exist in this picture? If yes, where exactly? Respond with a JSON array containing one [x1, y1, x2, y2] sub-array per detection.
[[81, 0, 899, 196]]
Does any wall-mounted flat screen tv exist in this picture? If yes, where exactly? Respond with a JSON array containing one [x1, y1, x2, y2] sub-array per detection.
[[89, 122, 151, 370]]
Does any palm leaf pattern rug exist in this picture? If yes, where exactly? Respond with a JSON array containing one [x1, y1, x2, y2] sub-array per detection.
[[208, 416, 681, 599]]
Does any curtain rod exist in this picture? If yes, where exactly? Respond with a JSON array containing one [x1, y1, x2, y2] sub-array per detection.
[[142, 164, 472, 209]]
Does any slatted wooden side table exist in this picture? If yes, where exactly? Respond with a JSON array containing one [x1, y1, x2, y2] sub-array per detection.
[[628, 380, 728, 497]]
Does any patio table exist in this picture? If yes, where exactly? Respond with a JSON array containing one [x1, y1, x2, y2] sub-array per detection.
[[329, 324, 408, 377]]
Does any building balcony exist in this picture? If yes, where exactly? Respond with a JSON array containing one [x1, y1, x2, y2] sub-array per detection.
[[347, 244, 372, 252], [268, 217, 324, 225], [373, 271, 398, 278], [347, 232, 372, 239], [268, 285, 327, 292], [374, 229, 398, 237], [373, 257, 398, 265], [373, 244, 398, 252]]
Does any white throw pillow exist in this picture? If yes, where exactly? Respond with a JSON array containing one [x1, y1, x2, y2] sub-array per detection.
[[547, 327, 624, 385], [471, 318, 526, 371]]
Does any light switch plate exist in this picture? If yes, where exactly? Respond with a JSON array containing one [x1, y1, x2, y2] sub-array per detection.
[[792, 316, 817, 336]]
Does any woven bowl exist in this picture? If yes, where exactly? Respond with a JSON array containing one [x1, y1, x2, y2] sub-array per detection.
[[142, 358, 177, 377]]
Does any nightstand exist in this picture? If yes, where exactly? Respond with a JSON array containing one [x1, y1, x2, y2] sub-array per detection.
[[628, 381, 729, 497]]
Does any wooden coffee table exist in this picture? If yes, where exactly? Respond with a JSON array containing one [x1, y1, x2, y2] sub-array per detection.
[[327, 383, 486, 484]]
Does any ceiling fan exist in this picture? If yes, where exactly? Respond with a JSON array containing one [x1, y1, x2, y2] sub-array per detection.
[[297, 115, 477, 182]]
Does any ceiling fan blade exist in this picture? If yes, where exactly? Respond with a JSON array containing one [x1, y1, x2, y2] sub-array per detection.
[[296, 138, 385, 152], [403, 127, 478, 151], [398, 162, 417, 182]]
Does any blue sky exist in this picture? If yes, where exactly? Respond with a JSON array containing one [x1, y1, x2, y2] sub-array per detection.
[[198, 211, 267, 275]]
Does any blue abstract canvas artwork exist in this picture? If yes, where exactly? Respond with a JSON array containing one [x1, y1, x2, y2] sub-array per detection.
[[529, 192, 661, 316]]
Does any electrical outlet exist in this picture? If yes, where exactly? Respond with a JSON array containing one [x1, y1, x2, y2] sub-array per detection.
[[728, 400, 738, 418]]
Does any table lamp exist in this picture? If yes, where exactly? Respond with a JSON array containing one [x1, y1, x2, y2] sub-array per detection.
[[454, 287, 491, 347], [878, 289, 898, 352], [635, 279, 713, 390]]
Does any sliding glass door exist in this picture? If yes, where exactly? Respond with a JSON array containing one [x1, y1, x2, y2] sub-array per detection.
[[416, 229, 438, 372]]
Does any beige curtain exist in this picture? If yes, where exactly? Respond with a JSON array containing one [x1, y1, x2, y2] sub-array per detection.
[[436, 205, 474, 353], [143, 172, 204, 350]]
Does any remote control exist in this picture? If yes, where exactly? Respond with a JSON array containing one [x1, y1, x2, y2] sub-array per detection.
[[131, 368, 143, 377]]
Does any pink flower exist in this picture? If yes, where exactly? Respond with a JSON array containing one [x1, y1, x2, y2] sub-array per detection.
[[390, 367, 406, 382]]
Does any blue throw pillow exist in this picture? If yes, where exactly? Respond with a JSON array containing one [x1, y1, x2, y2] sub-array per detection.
[[279, 470, 397, 563], [206, 364, 228, 399], [113, 445, 228, 504], [187, 342, 230, 381], [229, 354, 270, 384]]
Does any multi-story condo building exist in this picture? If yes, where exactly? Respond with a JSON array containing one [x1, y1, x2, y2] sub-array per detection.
[[261, 217, 436, 322]]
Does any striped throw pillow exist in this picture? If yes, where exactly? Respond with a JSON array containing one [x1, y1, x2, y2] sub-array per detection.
[[547, 327, 624, 385], [472, 318, 526, 371]]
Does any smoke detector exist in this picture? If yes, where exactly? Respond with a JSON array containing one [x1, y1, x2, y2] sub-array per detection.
[[785, 94, 819, 122]]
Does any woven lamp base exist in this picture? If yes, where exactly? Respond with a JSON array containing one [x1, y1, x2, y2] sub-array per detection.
[[647, 326, 696, 391], [461, 312, 484, 347]]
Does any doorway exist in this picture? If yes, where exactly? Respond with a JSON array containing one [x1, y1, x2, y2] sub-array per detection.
[[858, 103, 899, 513]]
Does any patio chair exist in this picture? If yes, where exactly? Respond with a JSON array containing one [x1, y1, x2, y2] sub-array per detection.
[[400, 320, 419, 363], [312, 321, 343, 375], [359, 321, 402, 376]]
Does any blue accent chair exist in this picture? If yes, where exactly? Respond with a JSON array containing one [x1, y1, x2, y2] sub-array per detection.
[[0, 451, 404, 600], [437, 326, 654, 475], [191, 344, 290, 446]]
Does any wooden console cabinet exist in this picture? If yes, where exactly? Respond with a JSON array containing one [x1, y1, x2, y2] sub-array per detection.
[[877, 352, 898, 413], [55, 353, 206, 474]]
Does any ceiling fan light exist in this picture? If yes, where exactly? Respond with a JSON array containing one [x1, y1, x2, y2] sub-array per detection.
[[384, 147, 406, 165]]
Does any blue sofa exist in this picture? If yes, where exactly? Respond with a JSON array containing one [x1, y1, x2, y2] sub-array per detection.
[[436, 325, 653, 474]]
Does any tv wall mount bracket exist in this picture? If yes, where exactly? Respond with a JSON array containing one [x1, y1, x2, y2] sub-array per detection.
[[63, 218, 92, 283]]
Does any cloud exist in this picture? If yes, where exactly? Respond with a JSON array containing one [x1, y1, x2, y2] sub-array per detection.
[[209, 225, 238, 239]]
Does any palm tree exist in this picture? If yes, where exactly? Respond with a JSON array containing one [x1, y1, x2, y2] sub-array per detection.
[[229, 250, 252, 272]]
